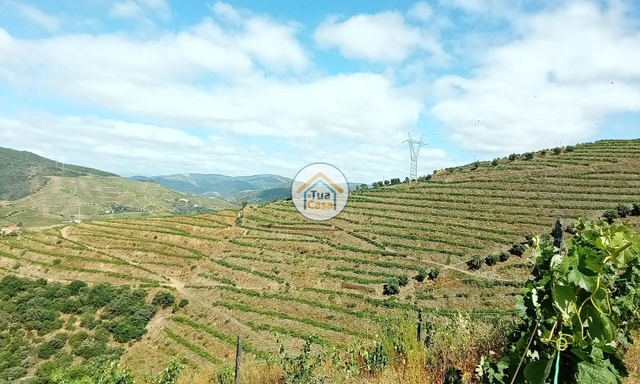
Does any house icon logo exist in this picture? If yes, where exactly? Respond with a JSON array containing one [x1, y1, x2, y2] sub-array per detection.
[[292, 163, 349, 221]]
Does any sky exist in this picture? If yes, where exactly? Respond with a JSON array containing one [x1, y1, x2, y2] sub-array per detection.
[[1, 0, 639, 183]]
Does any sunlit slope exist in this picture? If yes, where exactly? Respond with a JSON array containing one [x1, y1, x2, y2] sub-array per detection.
[[1, 139, 639, 380], [0, 175, 234, 226]]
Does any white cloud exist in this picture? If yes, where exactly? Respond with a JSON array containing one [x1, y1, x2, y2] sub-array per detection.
[[314, 11, 445, 63], [0, 115, 292, 176], [13, 3, 60, 32], [431, 1, 640, 155], [211, 1, 242, 24], [238, 17, 309, 72], [109, 0, 170, 20], [408, 1, 434, 22], [110, 1, 143, 19]]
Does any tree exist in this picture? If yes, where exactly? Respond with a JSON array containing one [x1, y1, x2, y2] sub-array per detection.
[[383, 278, 400, 295], [508, 153, 518, 161], [509, 243, 526, 256], [485, 254, 499, 266], [522, 152, 534, 160], [491, 158, 499, 166], [359, 184, 368, 191], [632, 203, 640, 216], [152, 291, 176, 309], [467, 255, 483, 270], [616, 203, 631, 218], [602, 209, 619, 224], [552, 147, 562, 154]]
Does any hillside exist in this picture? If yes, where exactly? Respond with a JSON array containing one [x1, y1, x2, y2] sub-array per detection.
[[1, 139, 640, 382], [0, 146, 118, 201], [130, 173, 292, 200], [0, 175, 235, 227]]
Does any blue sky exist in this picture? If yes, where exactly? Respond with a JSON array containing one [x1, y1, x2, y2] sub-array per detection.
[[1, 0, 639, 183]]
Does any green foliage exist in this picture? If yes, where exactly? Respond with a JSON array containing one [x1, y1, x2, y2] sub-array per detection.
[[565, 145, 575, 152], [508, 153, 518, 161], [383, 278, 400, 295], [428, 268, 440, 280], [509, 243, 526, 257], [152, 291, 176, 309], [616, 203, 631, 218], [480, 218, 640, 384], [485, 254, 499, 266], [216, 364, 235, 384], [154, 358, 185, 384], [415, 267, 427, 282], [602, 209, 619, 224], [397, 274, 409, 286], [178, 298, 189, 308], [0, 276, 156, 382], [499, 251, 511, 262], [363, 341, 388, 373], [468, 255, 484, 270], [491, 158, 500, 166], [632, 203, 640, 216], [279, 337, 327, 384]]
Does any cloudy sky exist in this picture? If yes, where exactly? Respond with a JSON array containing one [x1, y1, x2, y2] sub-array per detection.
[[1, 0, 639, 182]]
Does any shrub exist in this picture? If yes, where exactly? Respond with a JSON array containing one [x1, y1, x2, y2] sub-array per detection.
[[178, 299, 189, 308], [522, 152, 534, 160], [508, 153, 517, 161], [616, 203, 632, 218], [552, 147, 562, 154], [509, 243, 526, 257], [491, 158, 499, 166], [485, 254, 499, 266], [467, 255, 483, 270], [428, 268, 440, 280], [633, 203, 640, 216], [397, 274, 409, 286], [383, 279, 400, 295], [499, 251, 510, 262], [415, 268, 427, 282], [216, 364, 235, 384], [565, 145, 575, 152], [602, 209, 619, 224], [152, 291, 176, 309], [68, 280, 87, 295]]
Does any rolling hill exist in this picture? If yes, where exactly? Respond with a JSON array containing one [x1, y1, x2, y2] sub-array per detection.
[[130, 173, 292, 200], [0, 147, 235, 227], [1, 139, 640, 383], [0, 146, 118, 201]]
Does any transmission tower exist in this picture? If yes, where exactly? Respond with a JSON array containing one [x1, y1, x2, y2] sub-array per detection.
[[403, 133, 426, 180]]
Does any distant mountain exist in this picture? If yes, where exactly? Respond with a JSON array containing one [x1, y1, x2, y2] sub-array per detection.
[[0, 146, 118, 201], [130, 173, 293, 201]]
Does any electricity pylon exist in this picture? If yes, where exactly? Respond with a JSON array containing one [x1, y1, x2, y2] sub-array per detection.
[[403, 133, 426, 180]]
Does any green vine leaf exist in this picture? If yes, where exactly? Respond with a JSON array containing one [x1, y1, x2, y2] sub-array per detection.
[[523, 356, 553, 384], [576, 361, 619, 384]]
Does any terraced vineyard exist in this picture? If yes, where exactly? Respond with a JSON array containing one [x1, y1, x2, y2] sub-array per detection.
[[1, 139, 640, 382], [0, 175, 234, 227]]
